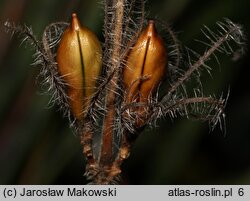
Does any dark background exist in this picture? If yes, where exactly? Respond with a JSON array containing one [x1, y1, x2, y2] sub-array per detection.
[[0, 0, 250, 184]]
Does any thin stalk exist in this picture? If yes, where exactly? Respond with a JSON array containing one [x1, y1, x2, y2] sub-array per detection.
[[99, 0, 124, 167]]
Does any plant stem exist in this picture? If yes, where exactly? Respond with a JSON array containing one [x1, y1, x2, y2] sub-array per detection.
[[99, 0, 124, 167]]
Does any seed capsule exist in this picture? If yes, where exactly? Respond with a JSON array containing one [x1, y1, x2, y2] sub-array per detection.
[[123, 20, 167, 103], [57, 13, 102, 120], [123, 20, 167, 128]]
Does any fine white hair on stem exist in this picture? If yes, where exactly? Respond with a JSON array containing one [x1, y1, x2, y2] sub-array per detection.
[[4, 0, 246, 184]]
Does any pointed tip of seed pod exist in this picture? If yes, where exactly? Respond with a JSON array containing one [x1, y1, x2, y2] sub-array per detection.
[[145, 20, 157, 37], [148, 19, 155, 25], [71, 13, 81, 31]]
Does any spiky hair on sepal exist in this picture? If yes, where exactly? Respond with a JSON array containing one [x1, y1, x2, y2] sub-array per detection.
[[4, 0, 246, 184], [119, 18, 246, 136], [4, 21, 79, 128], [153, 19, 245, 133]]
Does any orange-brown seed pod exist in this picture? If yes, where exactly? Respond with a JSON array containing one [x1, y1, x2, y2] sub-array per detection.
[[123, 20, 167, 103], [57, 13, 102, 120]]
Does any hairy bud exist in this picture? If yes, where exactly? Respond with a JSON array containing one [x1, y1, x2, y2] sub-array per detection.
[[123, 20, 167, 104], [57, 13, 102, 120]]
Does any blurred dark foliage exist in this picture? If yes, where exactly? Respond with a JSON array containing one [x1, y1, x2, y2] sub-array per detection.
[[0, 0, 250, 184]]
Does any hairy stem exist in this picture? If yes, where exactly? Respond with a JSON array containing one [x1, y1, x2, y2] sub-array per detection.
[[165, 97, 224, 111], [165, 26, 239, 98], [100, 0, 124, 167]]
